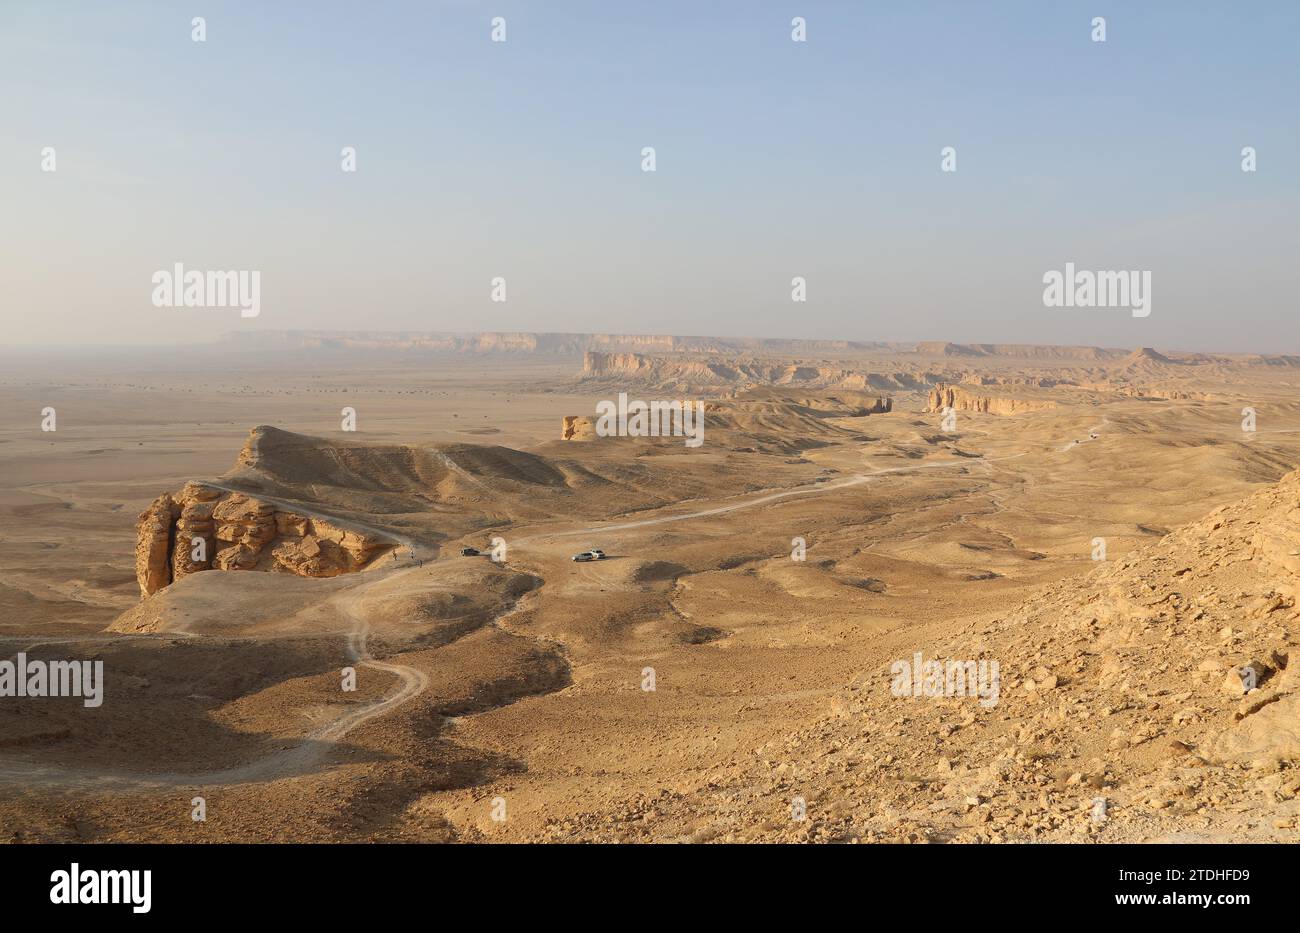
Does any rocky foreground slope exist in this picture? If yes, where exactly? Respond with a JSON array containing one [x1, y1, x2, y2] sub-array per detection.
[[559, 468, 1300, 843], [853, 470, 1299, 841]]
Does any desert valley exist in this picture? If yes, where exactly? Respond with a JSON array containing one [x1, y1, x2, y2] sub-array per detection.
[[1, 332, 1298, 844]]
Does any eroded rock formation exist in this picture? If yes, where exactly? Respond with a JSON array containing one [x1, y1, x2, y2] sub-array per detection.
[[924, 384, 1056, 416], [133, 482, 388, 597], [561, 416, 597, 441], [580, 351, 936, 392], [134, 494, 175, 598]]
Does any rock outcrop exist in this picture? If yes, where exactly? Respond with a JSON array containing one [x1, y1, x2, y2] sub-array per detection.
[[133, 483, 389, 597], [134, 494, 175, 598], [924, 384, 1056, 416], [561, 416, 597, 441], [172, 482, 220, 581]]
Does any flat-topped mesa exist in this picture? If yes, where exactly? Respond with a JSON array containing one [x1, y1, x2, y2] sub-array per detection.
[[132, 480, 389, 598], [580, 351, 934, 392], [580, 351, 739, 385], [912, 341, 1125, 361], [924, 383, 1057, 416]]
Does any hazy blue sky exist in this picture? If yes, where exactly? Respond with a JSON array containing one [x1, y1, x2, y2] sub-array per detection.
[[2, 1, 1297, 352]]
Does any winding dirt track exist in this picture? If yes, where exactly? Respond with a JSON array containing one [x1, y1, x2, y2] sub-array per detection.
[[0, 431, 1093, 792], [0, 562, 433, 791]]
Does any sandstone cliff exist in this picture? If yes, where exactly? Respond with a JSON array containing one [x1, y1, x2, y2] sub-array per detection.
[[924, 383, 1057, 415], [133, 482, 388, 597]]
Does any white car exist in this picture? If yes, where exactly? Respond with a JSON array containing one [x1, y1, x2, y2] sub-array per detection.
[[571, 549, 606, 562]]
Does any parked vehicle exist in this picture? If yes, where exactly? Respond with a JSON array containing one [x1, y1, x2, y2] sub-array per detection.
[[571, 549, 606, 562]]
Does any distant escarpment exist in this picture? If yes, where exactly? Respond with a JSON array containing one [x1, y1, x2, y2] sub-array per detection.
[[912, 342, 1128, 361], [580, 351, 934, 392], [223, 331, 902, 357], [924, 384, 1057, 416], [134, 482, 389, 597], [217, 332, 1300, 373]]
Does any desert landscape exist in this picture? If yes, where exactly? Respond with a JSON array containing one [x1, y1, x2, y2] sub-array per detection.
[[1, 332, 1298, 843]]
